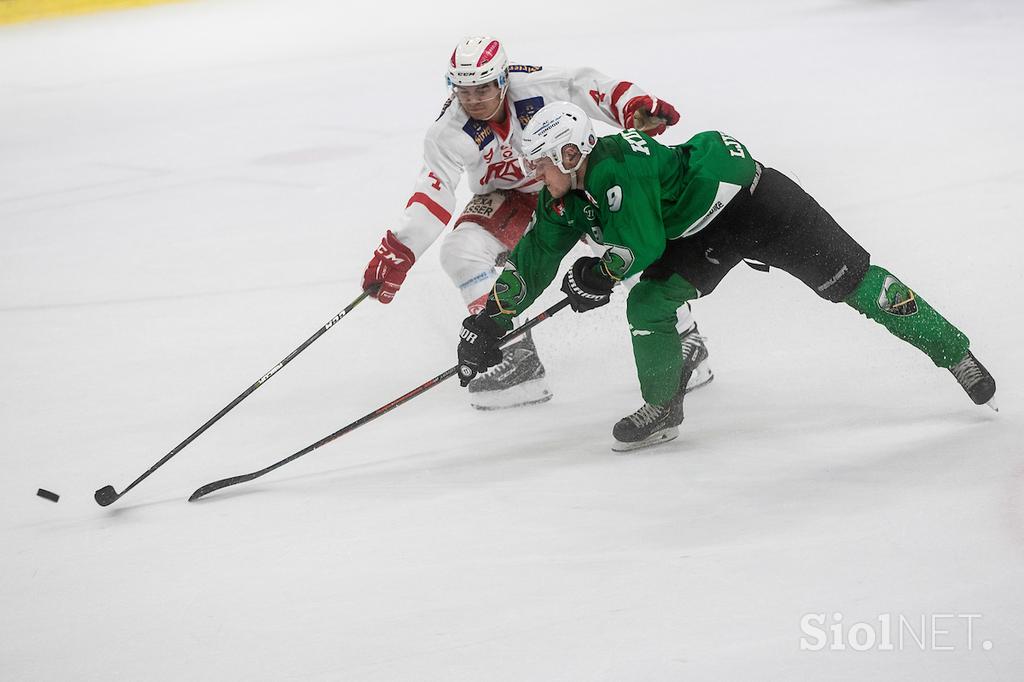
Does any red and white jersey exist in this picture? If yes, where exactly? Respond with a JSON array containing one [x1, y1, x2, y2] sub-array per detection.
[[394, 65, 662, 258]]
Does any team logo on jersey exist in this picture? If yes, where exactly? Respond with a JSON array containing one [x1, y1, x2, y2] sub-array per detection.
[[463, 119, 495, 149], [508, 64, 543, 74], [551, 199, 565, 217], [877, 275, 919, 316], [582, 205, 598, 222], [601, 244, 635, 280], [513, 96, 545, 127], [481, 159, 525, 185]]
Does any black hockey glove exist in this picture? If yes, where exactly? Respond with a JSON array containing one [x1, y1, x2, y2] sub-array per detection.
[[457, 313, 505, 387], [560, 256, 615, 313]]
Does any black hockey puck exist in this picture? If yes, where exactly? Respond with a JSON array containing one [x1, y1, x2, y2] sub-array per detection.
[[37, 488, 59, 503]]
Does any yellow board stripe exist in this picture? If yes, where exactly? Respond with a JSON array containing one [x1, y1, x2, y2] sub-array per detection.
[[0, 0, 182, 26]]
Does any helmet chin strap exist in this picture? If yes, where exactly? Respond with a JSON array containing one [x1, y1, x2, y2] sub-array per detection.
[[564, 153, 584, 190], [480, 82, 509, 121], [481, 98, 504, 121]]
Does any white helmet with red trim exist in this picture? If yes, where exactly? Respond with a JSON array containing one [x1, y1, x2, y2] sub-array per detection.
[[446, 36, 510, 91]]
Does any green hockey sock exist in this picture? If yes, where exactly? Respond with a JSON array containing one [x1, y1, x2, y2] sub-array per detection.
[[626, 275, 699, 405], [843, 264, 969, 368]]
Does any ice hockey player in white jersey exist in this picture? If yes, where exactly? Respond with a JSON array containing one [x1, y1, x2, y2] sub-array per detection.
[[361, 36, 712, 409]]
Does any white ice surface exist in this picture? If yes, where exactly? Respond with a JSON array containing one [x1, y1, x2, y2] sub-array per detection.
[[2, 0, 1023, 679]]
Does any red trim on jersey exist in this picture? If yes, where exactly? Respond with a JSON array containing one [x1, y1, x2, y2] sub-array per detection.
[[407, 192, 452, 225], [610, 81, 634, 124]]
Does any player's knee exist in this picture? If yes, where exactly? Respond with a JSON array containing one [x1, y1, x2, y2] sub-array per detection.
[[439, 224, 498, 276], [439, 224, 502, 298], [813, 243, 871, 303], [843, 263, 891, 318], [627, 280, 685, 331]]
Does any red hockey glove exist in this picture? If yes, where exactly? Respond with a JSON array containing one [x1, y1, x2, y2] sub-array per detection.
[[623, 95, 680, 136], [362, 230, 415, 304]]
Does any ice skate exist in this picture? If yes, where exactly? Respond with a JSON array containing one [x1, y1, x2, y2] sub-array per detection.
[[468, 329, 552, 410], [949, 350, 997, 411], [681, 325, 713, 393], [613, 328, 707, 451], [611, 397, 685, 452]]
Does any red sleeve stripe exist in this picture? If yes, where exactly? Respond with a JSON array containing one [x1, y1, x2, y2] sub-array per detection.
[[407, 192, 452, 225], [610, 81, 634, 124]]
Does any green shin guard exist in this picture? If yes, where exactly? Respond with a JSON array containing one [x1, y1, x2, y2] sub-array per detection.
[[843, 265, 969, 368], [627, 275, 700, 405]]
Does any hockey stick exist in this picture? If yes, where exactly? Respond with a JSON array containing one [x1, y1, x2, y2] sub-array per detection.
[[189, 297, 572, 502], [94, 287, 378, 507]]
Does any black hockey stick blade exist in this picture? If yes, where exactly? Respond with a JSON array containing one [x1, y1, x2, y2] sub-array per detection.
[[189, 471, 264, 502], [188, 297, 571, 502], [94, 485, 119, 506]]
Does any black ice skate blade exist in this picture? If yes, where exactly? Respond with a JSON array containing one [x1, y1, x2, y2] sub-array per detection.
[[611, 426, 680, 453]]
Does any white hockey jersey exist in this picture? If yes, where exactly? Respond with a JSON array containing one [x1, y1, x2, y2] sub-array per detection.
[[394, 65, 662, 259]]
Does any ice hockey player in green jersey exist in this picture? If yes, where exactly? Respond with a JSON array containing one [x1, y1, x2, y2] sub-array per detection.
[[455, 102, 997, 451]]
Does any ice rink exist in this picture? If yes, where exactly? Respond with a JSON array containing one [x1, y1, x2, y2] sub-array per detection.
[[2, 0, 1023, 679]]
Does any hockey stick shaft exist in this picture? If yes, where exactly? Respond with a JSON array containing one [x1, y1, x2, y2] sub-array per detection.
[[94, 288, 377, 507], [189, 297, 571, 502]]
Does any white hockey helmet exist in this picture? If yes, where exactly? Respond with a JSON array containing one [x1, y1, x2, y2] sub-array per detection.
[[447, 36, 510, 90], [521, 101, 597, 174]]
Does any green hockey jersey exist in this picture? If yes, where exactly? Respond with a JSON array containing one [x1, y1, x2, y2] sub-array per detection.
[[490, 129, 758, 326]]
